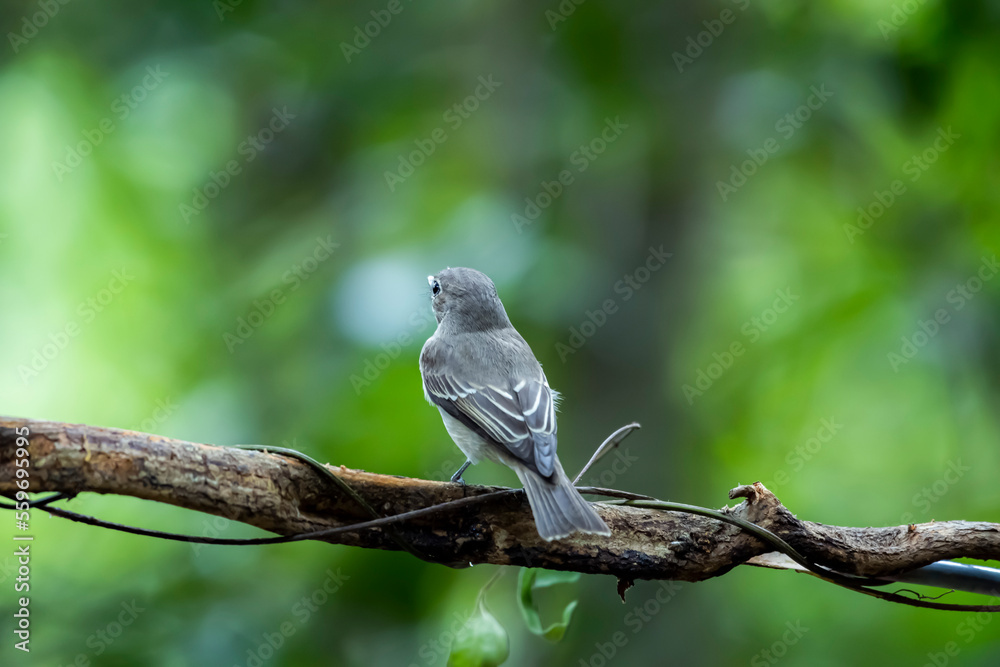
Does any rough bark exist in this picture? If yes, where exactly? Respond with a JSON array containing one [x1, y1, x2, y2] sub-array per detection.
[[1, 417, 998, 582]]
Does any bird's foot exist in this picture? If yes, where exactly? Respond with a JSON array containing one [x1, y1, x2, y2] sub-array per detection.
[[450, 460, 472, 485]]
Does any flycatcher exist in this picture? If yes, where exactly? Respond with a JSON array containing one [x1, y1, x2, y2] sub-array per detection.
[[419, 267, 610, 541]]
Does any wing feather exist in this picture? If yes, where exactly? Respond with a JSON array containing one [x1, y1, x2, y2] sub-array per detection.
[[421, 336, 559, 478], [423, 370, 558, 477]]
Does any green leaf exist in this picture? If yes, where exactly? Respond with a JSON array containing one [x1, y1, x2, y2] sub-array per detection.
[[517, 569, 582, 642], [447, 598, 509, 667]]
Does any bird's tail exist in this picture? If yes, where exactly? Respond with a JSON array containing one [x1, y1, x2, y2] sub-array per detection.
[[514, 462, 610, 541]]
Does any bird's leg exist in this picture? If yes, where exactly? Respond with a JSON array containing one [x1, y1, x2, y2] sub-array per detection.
[[450, 460, 472, 485]]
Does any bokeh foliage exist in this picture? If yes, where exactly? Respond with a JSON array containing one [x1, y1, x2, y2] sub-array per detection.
[[1, 0, 998, 665]]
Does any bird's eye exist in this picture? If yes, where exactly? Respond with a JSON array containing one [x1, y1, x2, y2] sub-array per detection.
[[431, 280, 441, 296]]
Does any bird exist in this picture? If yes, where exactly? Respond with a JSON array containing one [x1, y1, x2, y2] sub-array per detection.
[[418, 267, 610, 541]]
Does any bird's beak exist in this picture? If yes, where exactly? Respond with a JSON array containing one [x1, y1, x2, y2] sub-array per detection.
[[426, 275, 435, 286]]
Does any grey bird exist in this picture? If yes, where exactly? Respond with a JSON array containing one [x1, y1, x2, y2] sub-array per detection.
[[419, 267, 610, 541]]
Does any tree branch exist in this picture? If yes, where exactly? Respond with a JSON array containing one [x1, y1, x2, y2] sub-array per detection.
[[1, 417, 998, 585]]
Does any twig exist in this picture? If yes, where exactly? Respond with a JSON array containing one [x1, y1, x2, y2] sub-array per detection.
[[573, 422, 641, 485], [2, 416, 999, 605]]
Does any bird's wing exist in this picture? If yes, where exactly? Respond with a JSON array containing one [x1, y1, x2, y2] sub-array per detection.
[[421, 344, 558, 477]]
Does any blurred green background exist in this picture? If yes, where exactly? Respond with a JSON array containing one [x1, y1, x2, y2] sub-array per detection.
[[2, 0, 999, 664]]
